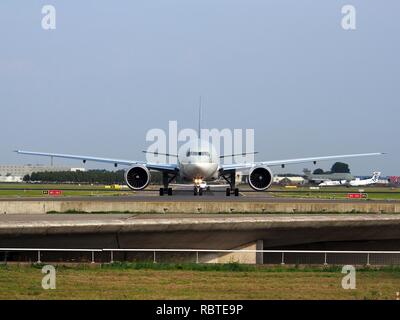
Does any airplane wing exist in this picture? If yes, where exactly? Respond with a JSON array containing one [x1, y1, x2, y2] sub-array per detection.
[[15, 150, 179, 173], [220, 152, 385, 171]]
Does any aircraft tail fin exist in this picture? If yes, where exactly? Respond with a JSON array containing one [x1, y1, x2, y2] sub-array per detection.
[[198, 96, 202, 137], [372, 171, 381, 182]]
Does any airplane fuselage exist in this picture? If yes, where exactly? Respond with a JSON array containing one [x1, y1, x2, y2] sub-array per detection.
[[177, 139, 219, 182]]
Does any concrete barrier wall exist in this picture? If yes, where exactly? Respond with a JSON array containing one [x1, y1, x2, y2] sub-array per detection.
[[201, 242, 258, 264], [0, 200, 399, 214]]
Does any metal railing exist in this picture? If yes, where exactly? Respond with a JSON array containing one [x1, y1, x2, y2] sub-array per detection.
[[0, 248, 102, 264], [1, 248, 400, 265]]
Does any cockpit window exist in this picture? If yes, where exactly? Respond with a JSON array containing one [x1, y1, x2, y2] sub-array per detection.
[[186, 149, 210, 157]]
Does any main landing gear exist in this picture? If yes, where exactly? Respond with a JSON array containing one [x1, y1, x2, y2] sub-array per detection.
[[159, 172, 177, 196], [220, 169, 240, 197]]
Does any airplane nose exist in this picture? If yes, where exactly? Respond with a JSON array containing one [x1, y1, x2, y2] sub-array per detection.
[[183, 163, 217, 178], [192, 164, 209, 176]]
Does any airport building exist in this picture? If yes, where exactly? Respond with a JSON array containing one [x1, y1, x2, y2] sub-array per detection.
[[273, 176, 306, 185], [0, 165, 85, 182], [390, 176, 400, 185]]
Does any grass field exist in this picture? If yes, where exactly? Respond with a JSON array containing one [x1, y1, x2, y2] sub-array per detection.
[[0, 263, 400, 300], [270, 191, 400, 201], [267, 186, 400, 201], [0, 190, 125, 198], [0, 183, 129, 198]]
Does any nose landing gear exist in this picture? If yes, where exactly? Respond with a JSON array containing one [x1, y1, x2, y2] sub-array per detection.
[[194, 186, 204, 196], [193, 177, 206, 196]]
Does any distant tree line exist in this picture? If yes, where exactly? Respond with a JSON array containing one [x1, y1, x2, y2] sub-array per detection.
[[277, 162, 351, 177], [24, 170, 125, 184], [23, 162, 351, 184], [23, 170, 164, 185], [276, 173, 301, 177], [313, 162, 350, 175]]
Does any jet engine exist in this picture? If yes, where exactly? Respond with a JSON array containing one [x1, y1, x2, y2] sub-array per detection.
[[248, 166, 273, 191], [125, 165, 151, 190]]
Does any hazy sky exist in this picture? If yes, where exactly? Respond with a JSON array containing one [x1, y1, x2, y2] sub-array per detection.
[[1, 1, 399, 175]]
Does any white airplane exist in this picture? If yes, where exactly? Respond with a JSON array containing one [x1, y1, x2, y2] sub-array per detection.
[[349, 172, 381, 187], [15, 116, 384, 196], [318, 180, 347, 187], [319, 172, 381, 187], [15, 144, 384, 196]]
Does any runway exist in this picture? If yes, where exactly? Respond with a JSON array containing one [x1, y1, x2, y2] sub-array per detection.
[[0, 189, 399, 204]]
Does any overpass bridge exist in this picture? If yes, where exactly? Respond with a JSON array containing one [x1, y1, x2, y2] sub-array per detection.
[[1, 213, 400, 264]]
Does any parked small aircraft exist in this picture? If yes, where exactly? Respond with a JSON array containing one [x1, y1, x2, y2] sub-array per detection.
[[319, 172, 381, 187]]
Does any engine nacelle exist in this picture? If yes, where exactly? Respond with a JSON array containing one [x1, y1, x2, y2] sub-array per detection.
[[248, 166, 273, 191], [125, 165, 151, 190]]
